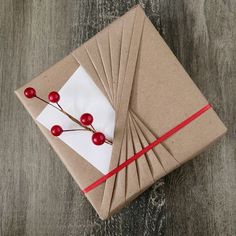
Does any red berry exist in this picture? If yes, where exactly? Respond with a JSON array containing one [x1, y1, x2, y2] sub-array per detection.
[[51, 125, 63, 136], [24, 87, 36, 98], [48, 91, 60, 103], [80, 113, 93, 126], [92, 132, 106, 145]]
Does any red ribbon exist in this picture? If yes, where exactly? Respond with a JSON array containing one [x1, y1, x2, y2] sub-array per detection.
[[83, 104, 212, 194]]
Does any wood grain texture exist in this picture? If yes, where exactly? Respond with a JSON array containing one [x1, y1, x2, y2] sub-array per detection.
[[0, 0, 235, 235]]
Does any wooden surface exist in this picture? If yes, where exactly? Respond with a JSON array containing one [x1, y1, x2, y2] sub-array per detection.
[[0, 0, 235, 235]]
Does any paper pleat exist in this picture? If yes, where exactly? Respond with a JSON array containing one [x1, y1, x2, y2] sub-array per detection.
[[72, 47, 111, 105], [126, 118, 140, 200], [129, 115, 154, 188], [109, 19, 123, 110], [96, 29, 114, 100], [110, 125, 127, 211], [131, 111, 180, 173], [130, 113, 166, 180], [84, 39, 113, 104], [115, 9, 136, 108]]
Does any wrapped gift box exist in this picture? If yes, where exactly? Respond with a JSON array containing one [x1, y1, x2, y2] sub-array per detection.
[[15, 5, 227, 219]]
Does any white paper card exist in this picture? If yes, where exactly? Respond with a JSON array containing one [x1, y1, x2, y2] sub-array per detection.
[[37, 66, 115, 174]]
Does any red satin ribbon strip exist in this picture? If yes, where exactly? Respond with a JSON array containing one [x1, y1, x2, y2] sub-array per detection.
[[83, 104, 212, 194]]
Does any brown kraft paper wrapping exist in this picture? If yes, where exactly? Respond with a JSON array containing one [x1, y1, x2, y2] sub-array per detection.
[[15, 5, 227, 219]]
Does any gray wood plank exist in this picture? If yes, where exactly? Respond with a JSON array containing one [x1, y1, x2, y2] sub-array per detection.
[[160, 1, 236, 235], [0, 0, 235, 235]]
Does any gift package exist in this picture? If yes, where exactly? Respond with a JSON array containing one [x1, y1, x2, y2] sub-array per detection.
[[15, 5, 227, 219]]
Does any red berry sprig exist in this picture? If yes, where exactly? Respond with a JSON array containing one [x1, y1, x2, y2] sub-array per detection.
[[24, 87, 112, 145]]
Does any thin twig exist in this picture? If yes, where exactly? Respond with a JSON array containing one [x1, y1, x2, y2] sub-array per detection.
[[35, 96, 60, 111], [57, 102, 63, 110], [91, 124, 96, 132], [63, 128, 88, 132]]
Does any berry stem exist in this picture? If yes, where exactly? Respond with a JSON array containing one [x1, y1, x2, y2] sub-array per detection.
[[57, 102, 63, 110], [63, 128, 88, 132], [34, 95, 113, 144], [91, 124, 96, 132], [35, 96, 61, 111], [105, 140, 113, 145]]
